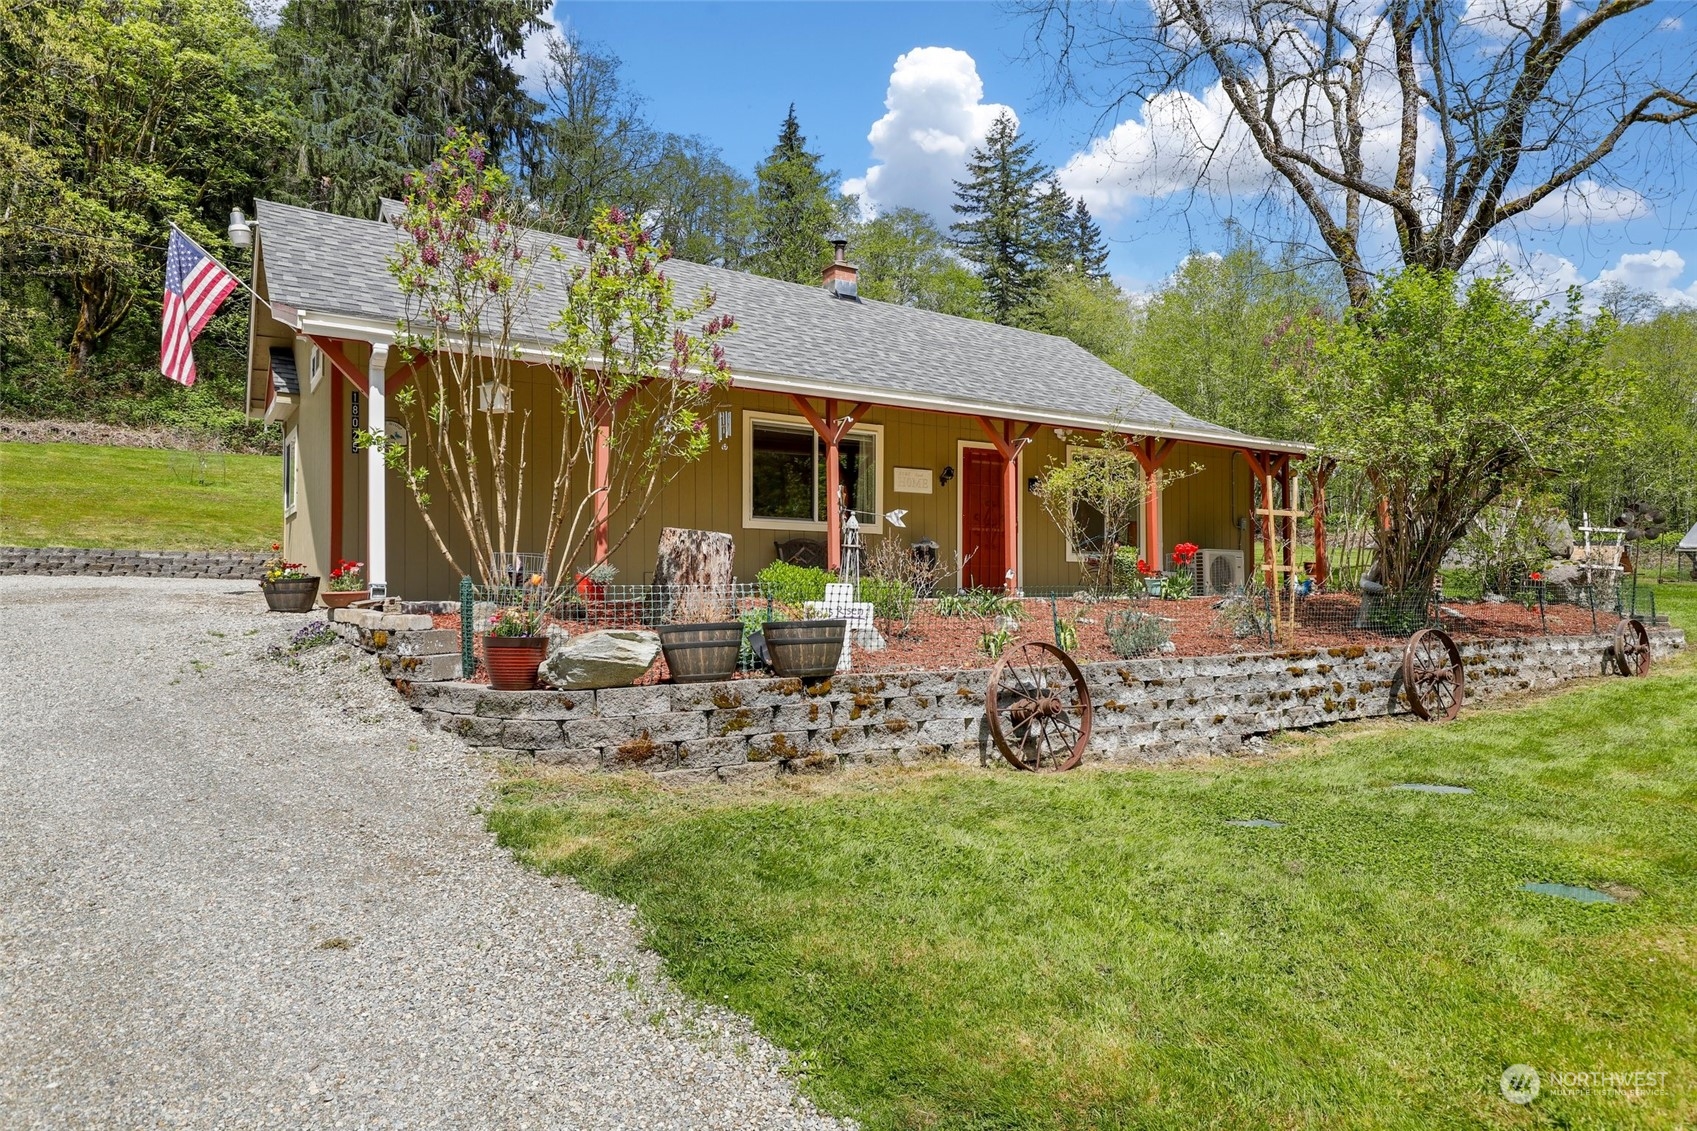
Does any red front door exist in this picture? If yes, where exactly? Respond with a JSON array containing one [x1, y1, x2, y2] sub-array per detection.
[[961, 447, 1006, 589]]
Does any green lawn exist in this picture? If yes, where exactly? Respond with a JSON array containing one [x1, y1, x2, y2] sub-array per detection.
[[0, 441, 278, 550], [492, 654, 1697, 1130]]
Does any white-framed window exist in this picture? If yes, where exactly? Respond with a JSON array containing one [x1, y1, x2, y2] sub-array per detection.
[[282, 427, 298, 517], [307, 345, 324, 393], [1061, 444, 1137, 562], [741, 409, 883, 532]]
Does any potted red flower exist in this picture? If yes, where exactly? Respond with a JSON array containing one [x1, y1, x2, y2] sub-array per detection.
[[1136, 556, 1163, 598], [259, 542, 320, 613], [322, 559, 369, 609]]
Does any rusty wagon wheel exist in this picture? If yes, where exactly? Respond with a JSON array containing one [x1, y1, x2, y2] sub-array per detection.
[[1612, 618, 1652, 678], [1401, 627, 1464, 722], [986, 642, 1093, 772]]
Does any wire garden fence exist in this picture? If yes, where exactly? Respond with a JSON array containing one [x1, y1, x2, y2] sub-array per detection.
[[449, 571, 1657, 681]]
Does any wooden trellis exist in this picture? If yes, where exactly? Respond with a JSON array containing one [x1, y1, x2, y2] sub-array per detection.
[[1243, 450, 1307, 642]]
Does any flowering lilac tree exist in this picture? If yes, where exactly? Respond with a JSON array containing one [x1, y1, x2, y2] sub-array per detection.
[[385, 129, 735, 588], [541, 205, 735, 585]]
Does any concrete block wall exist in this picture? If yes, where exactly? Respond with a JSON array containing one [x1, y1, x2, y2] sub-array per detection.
[[398, 628, 1684, 784], [0, 546, 271, 578]]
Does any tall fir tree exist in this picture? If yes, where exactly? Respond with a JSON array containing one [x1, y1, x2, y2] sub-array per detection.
[[1034, 174, 1074, 271], [951, 113, 1050, 324], [273, 0, 547, 218], [1069, 197, 1110, 279], [750, 105, 836, 284]]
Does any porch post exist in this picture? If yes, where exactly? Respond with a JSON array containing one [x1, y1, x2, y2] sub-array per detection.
[[1002, 422, 1021, 593], [365, 342, 389, 595], [1133, 438, 1177, 574], [592, 400, 611, 564], [824, 399, 841, 571]]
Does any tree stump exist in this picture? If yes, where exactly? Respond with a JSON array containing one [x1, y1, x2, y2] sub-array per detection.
[[653, 528, 735, 622]]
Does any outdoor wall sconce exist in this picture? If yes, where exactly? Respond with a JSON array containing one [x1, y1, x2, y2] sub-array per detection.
[[940, 465, 955, 487]]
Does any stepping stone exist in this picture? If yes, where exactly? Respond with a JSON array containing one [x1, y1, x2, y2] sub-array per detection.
[[1520, 882, 1618, 904], [1392, 783, 1474, 794], [1225, 819, 1284, 828]]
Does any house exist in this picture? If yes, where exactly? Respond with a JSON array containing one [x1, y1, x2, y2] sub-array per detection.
[[244, 198, 1309, 600]]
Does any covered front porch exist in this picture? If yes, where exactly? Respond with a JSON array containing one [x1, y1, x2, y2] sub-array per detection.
[[265, 329, 1311, 600]]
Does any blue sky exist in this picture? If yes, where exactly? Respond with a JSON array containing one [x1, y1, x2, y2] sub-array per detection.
[[529, 1, 1697, 305]]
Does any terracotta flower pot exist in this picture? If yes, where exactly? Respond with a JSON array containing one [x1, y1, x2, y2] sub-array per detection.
[[322, 589, 370, 609], [484, 634, 549, 691], [261, 576, 320, 613]]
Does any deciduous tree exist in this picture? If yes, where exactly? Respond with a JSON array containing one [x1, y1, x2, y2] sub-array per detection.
[[1025, 0, 1697, 306], [1277, 267, 1628, 597]]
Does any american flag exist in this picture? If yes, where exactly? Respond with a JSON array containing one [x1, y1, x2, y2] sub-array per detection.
[[160, 227, 240, 387]]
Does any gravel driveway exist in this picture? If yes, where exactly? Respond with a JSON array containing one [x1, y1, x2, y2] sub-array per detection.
[[0, 577, 845, 1130]]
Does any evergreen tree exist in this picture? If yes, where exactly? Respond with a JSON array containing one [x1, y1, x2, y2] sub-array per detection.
[[1069, 197, 1110, 280], [951, 113, 1050, 324], [273, 0, 547, 218], [750, 106, 837, 284], [1034, 174, 1074, 271]]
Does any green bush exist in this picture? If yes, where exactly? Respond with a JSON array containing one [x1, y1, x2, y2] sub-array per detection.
[[756, 560, 832, 610], [858, 576, 915, 623], [1103, 609, 1171, 657]]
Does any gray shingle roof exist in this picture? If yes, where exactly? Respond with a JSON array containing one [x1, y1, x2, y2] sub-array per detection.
[[269, 346, 299, 396], [253, 198, 1299, 451]]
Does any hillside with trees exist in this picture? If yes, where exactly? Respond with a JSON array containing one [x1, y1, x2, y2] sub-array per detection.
[[1, 0, 1694, 545]]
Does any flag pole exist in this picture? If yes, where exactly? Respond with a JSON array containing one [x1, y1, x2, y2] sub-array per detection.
[[170, 223, 267, 307]]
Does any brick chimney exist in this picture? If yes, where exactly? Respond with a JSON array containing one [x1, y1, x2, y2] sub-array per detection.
[[823, 235, 858, 298]]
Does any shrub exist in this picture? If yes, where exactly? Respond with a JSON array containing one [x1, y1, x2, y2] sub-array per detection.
[[859, 576, 915, 630], [1104, 609, 1171, 657], [757, 560, 832, 610]]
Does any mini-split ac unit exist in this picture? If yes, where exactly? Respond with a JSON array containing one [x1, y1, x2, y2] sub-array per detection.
[[1198, 549, 1245, 595]]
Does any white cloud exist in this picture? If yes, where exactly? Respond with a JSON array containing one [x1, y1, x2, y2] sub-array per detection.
[[1522, 178, 1651, 225], [843, 48, 1014, 221], [1058, 13, 1425, 223], [510, 10, 566, 96], [1656, 15, 1684, 32], [1596, 250, 1697, 305], [1057, 83, 1273, 218], [1462, 0, 1575, 40], [1470, 238, 1697, 309]]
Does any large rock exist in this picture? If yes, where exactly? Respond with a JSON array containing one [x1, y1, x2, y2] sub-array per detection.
[[539, 630, 660, 690]]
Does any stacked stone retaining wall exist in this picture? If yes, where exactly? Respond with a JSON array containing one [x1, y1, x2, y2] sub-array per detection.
[[396, 628, 1684, 785], [0, 546, 270, 579]]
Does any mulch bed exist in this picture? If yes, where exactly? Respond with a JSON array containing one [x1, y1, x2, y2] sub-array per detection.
[[431, 592, 1627, 685]]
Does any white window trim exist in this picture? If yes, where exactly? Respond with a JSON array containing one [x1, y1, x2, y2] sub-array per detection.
[[741, 408, 884, 534], [1060, 442, 1140, 563], [954, 439, 1023, 592], [282, 426, 299, 518]]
